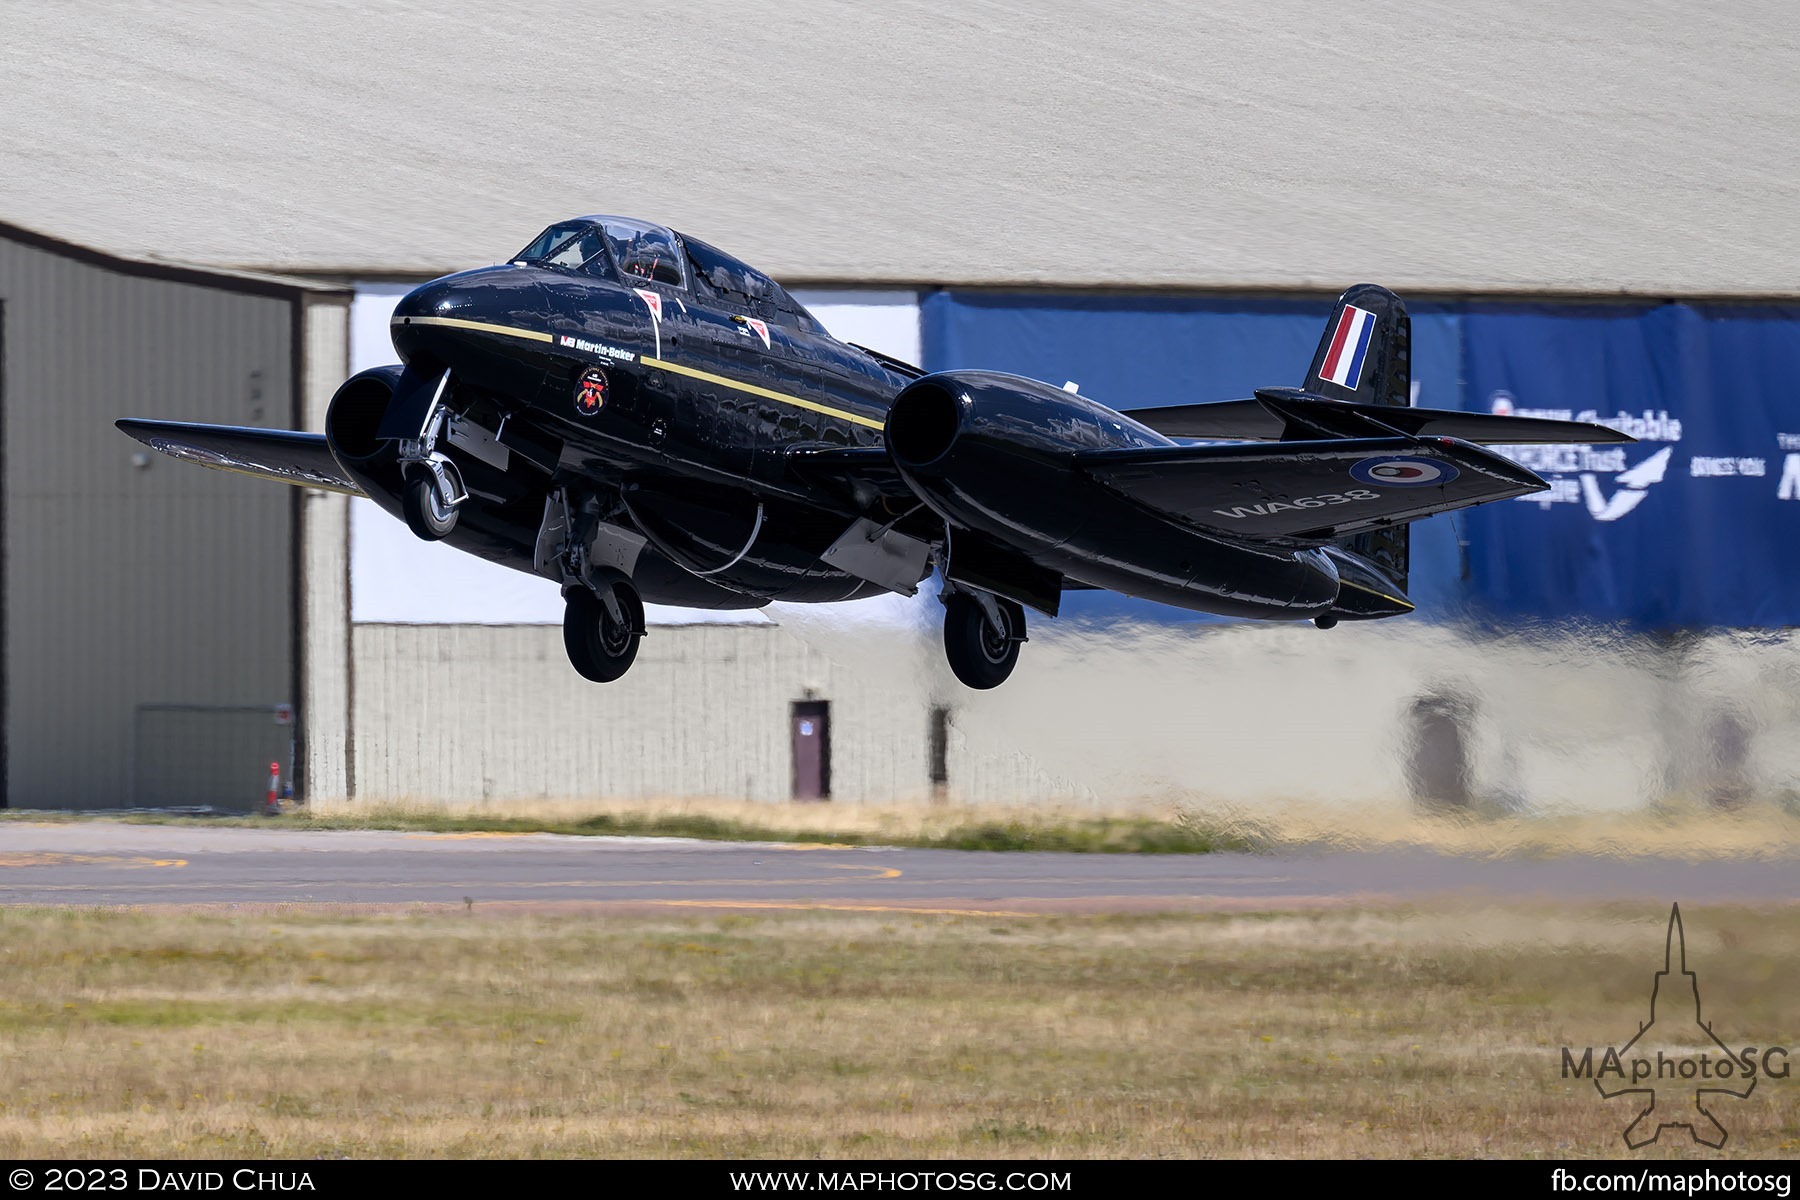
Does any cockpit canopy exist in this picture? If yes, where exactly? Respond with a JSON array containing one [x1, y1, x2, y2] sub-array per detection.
[[513, 217, 684, 287], [511, 216, 823, 333]]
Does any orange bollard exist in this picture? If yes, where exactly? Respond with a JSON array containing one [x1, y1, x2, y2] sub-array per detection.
[[265, 762, 281, 815]]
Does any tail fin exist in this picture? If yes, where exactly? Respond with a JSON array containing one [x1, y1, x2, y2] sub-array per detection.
[[1305, 284, 1411, 408], [1310, 285, 1412, 609]]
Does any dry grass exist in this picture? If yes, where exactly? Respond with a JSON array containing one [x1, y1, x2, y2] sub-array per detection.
[[1188, 796, 1800, 862], [1, 904, 1796, 1158], [15, 792, 1800, 860]]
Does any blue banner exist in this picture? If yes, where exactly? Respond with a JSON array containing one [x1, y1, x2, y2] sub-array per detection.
[[922, 291, 1800, 631], [1456, 303, 1800, 628]]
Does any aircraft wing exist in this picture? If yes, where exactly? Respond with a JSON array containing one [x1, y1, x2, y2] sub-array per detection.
[[116, 419, 365, 496], [1075, 435, 1544, 539], [1127, 389, 1636, 445]]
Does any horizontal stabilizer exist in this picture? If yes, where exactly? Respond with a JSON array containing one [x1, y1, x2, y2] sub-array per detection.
[[1127, 390, 1636, 446], [116, 419, 364, 495], [1076, 435, 1545, 540]]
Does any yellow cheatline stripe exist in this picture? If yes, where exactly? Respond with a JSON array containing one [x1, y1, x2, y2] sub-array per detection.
[[397, 315, 554, 343], [642, 356, 886, 430], [397, 316, 886, 431]]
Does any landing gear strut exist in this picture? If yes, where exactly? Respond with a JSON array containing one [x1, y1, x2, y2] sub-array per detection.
[[562, 576, 644, 683], [397, 370, 466, 542], [942, 590, 1026, 690]]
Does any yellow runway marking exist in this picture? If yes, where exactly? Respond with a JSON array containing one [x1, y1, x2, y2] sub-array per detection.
[[404, 832, 534, 840], [649, 900, 1033, 917], [0, 853, 186, 869], [0, 861, 898, 892]]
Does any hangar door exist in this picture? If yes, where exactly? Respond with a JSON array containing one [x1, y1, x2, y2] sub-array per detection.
[[0, 225, 328, 810]]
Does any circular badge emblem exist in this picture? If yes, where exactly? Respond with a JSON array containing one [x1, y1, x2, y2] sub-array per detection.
[[573, 367, 608, 417], [1349, 455, 1459, 487]]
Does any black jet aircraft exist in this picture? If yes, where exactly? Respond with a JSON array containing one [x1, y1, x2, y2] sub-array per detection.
[[120, 216, 1633, 688]]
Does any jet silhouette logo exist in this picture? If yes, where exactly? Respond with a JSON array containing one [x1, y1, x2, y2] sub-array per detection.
[[1561, 904, 1789, 1149], [1580, 446, 1673, 522]]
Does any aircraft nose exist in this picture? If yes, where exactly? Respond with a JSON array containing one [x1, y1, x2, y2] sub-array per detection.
[[390, 281, 464, 366], [393, 278, 464, 322]]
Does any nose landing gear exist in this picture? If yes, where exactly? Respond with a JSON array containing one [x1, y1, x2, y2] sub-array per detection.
[[397, 371, 467, 542], [942, 589, 1026, 690]]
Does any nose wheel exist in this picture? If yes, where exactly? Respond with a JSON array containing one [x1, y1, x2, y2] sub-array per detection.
[[943, 591, 1025, 689], [402, 463, 463, 541], [563, 579, 644, 682]]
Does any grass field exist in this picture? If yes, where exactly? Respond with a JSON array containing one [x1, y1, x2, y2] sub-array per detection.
[[1, 903, 1795, 1158]]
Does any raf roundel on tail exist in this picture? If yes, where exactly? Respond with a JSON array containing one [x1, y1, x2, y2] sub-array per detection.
[[115, 222, 1637, 691]]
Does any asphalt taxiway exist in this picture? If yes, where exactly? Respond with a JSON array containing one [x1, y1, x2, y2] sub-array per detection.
[[0, 821, 1792, 911]]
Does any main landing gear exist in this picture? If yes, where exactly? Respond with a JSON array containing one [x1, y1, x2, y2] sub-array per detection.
[[942, 589, 1026, 690], [562, 574, 645, 683]]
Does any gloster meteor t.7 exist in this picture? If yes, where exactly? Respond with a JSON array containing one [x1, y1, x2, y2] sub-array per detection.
[[120, 217, 1632, 688]]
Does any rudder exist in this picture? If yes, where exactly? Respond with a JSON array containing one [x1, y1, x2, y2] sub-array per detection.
[[1309, 285, 1412, 608], [1305, 284, 1411, 408]]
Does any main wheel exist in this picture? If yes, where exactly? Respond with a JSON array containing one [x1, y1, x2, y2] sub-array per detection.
[[562, 584, 643, 683], [943, 593, 1024, 689], [402, 469, 459, 541]]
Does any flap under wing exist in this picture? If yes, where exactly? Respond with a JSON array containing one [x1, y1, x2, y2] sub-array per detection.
[[1126, 390, 1635, 446], [116, 419, 364, 496], [1076, 436, 1545, 540]]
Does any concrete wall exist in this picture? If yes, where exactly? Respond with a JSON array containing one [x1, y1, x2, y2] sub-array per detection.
[[338, 613, 1800, 815], [298, 294, 352, 804]]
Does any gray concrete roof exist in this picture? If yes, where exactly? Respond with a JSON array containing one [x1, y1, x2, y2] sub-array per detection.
[[3, 1, 1796, 295]]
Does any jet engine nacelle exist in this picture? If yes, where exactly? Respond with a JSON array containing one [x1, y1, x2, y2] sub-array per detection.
[[323, 363, 545, 571], [884, 370, 1341, 619], [324, 364, 407, 492], [884, 369, 1169, 552]]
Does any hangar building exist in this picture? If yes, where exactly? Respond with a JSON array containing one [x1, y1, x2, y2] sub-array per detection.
[[2, 3, 1796, 813]]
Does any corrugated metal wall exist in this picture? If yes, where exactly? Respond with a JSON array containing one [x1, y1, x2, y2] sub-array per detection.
[[0, 230, 307, 809]]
